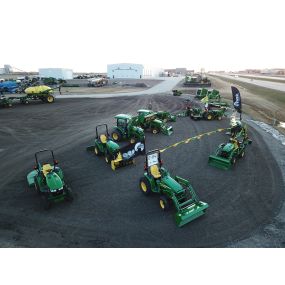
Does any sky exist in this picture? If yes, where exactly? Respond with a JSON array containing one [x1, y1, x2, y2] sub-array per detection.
[[1, 0, 284, 72]]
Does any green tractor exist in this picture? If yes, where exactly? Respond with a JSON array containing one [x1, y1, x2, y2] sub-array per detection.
[[156, 110, 176, 122], [136, 109, 173, 135], [195, 88, 209, 99], [208, 136, 252, 170], [189, 107, 226, 121], [111, 114, 145, 143], [172, 89, 182, 96], [0, 95, 12, 108], [27, 150, 73, 210], [139, 150, 208, 227], [87, 124, 142, 170]]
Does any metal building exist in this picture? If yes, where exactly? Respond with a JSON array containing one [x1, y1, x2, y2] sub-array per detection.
[[39, 68, 73, 79], [107, 63, 143, 79]]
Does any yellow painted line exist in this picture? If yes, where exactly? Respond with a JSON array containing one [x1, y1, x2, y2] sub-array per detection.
[[160, 128, 227, 153]]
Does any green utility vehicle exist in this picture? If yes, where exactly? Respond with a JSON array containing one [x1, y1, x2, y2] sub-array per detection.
[[172, 89, 182, 96], [0, 95, 12, 107], [208, 136, 252, 170], [139, 150, 208, 227], [184, 74, 211, 87], [111, 114, 145, 143], [136, 109, 173, 135], [189, 107, 226, 121], [87, 124, 136, 170], [27, 150, 73, 210]]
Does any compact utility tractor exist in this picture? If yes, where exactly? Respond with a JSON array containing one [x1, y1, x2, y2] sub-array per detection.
[[189, 107, 226, 121], [172, 89, 182, 96], [0, 95, 12, 107], [139, 150, 208, 227], [87, 124, 144, 170], [27, 150, 73, 209], [136, 109, 173, 135], [183, 74, 211, 87], [111, 114, 145, 143], [208, 135, 252, 170]]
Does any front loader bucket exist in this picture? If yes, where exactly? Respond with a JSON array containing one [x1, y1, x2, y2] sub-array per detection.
[[111, 152, 134, 171], [175, 201, 208, 227], [208, 155, 231, 170]]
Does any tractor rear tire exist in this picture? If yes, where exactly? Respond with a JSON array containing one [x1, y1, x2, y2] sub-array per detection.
[[111, 130, 122, 142], [139, 177, 152, 195], [159, 195, 170, 211]]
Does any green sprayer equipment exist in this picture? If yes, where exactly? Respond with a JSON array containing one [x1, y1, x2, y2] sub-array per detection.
[[139, 150, 208, 227], [26, 150, 73, 209]]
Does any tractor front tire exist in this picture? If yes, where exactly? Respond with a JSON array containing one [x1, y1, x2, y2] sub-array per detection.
[[65, 186, 74, 202], [152, 128, 159, 134], [231, 157, 237, 165], [207, 114, 212, 120], [111, 130, 122, 142], [94, 146, 101, 156], [139, 177, 152, 195], [159, 195, 170, 211], [42, 195, 52, 210], [239, 151, 245, 158], [105, 153, 112, 164]]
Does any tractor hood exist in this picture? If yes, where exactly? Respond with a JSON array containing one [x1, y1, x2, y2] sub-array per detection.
[[106, 140, 120, 152], [46, 172, 64, 191], [162, 176, 183, 194], [222, 143, 234, 152]]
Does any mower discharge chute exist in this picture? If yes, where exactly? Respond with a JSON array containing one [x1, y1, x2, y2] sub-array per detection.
[[139, 150, 208, 227], [26, 150, 73, 209], [87, 124, 145, 170]]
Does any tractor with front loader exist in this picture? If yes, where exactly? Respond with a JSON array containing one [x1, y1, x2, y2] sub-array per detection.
[[0, 95, 12, 108], [26, 150, 73, 210], [139, 150, 208, 227], [111, 114, 145, 143], [87, 124, 144, 170], [189, 106, 226, 121], [172, 89, 182, 96], [208, 134, 252, 170], [136, 109, 173, 135]]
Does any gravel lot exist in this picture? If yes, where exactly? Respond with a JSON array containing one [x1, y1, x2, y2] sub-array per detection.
[[0, 94, 284, 247]]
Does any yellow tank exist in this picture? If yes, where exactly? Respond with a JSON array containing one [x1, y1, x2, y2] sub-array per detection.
[[25, 85, 53, 95]]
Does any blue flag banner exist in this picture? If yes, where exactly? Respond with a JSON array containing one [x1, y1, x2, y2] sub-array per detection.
[[231, 86, 242, 113]]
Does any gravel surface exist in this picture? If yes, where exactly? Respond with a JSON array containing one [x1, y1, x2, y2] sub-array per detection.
[[0, 94, 284, 247]]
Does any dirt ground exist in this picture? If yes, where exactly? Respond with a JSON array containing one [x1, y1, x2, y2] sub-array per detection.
[[0, 94, 284, 247]]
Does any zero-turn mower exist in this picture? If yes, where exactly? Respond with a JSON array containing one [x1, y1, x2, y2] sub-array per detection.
[[87, 124, 145, 170], [26, 150, 73, 210], [139, 150, 208, 227]]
